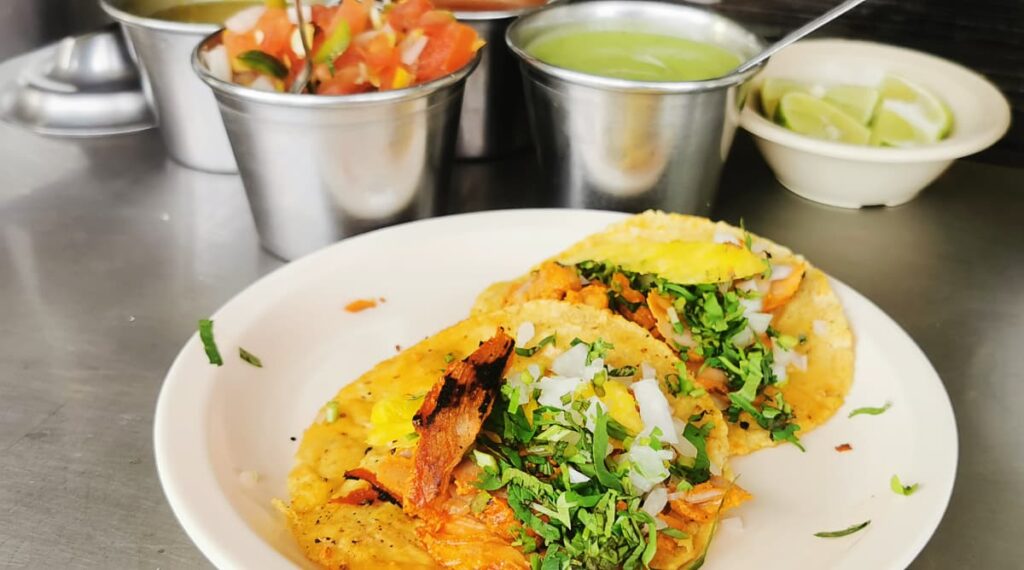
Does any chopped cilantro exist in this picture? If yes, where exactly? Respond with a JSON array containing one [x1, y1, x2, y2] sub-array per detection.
[[198, 319, 223, 366], [575, 261, 800, 447], [592, 409, 623, 492], [608, 365, 638, 377], [890, 474, 919, 496], [814, 520, 871, 538], [516, 334, 557, 357], [443, 352, 455, 363], [660, 527, 689, 539], [849, 402, 892, 418], [238, 347, 262, 368]]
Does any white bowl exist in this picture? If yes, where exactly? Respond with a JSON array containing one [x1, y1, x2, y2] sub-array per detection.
[[740, 39, 1010, 208]]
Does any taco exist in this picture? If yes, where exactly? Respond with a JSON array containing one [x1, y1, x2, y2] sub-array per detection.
[[283, 301, 749, 569], [473, 212, 854, 455]]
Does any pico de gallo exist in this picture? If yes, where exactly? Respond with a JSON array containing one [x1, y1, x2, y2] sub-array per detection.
[[204, 0, 485, 94]]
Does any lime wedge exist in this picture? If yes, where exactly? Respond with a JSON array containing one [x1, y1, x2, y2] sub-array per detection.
[[760, 78, 810, 120], [874, 75, 952, 143], [824, 85, 880, 124], [777, 92, 871, 145]]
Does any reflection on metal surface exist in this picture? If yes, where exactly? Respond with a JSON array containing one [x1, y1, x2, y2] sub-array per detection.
[[101, 0, 239, 173], [193, 33, 477, 261], [0, 29, 154, 137], [455, 5, 545, 159], [508, 1, 766, 213]]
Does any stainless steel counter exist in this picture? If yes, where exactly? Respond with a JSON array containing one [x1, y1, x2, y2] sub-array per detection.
[[1, 47, 1022, 569]]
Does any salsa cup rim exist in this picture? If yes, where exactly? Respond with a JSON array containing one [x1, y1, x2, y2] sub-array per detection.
[[505, 0, 766, 94], [192, 29, 481, 107]]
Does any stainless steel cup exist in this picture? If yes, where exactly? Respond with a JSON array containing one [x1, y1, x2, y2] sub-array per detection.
[[507, 1, 765, 213], [455, 5, 546, 159], [100, 0, 238, 173], [193, 33, 479, 261]]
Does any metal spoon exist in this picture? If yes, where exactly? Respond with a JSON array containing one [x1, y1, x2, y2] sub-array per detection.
[[289, 0, 314, 94], [733, 0, 870, 75]]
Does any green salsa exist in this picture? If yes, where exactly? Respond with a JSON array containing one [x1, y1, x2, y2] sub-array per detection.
[[527, 29, 741, 82], [149, 1, 260, 24]]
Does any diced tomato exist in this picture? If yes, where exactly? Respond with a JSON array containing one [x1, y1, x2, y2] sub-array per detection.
[[311, 4, 333, 29], [358, 32, 400, 80], [222, 30, 258, 61], [418, 9, 456, 33], [387, 0, 433, 33], [256, 8, 294, 58], [416, 22, 477, 82], [332, 0, 370, 37], [216, 0, 482, 94], [318, 65, 368, 95]]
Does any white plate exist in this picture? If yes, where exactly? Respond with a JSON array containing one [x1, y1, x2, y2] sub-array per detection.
[[155, 209, 957, 570]]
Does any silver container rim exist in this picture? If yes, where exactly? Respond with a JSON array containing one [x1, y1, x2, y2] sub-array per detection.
[[192, 30, 481, 108], [506, 0, 767, 94], [453, 0, 557, 22], [100, 0, 222, 35]]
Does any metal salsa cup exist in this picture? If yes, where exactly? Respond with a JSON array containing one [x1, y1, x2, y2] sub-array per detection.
[[101, 0, 238, 173], [507, 1, 766, 213], [193, 32, 479, 261], [454, 1, 551, 159]]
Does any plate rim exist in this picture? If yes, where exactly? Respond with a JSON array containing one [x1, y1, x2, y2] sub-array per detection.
[[153, 208, 958, 569]]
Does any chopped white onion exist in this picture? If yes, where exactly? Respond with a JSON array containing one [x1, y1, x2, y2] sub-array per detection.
[[713, 231, 740, 245], [225, 6, 265, 33], [813, 319, 828, 336], [626, 445, 671, 493], [738, 295, 763, 314], [583, 397, 607, 433], [567, 466, 591, 484], [286, 4, 313, 24], [772, 361, 789, 384], [666, 306, 681, 324], [710, 461, 723, 476], [752, 242, 768, 254], [670, 418, 698, 458], [400, 35, 429, 66], [202, 45, 231, 82], [249, 76, 277, 92], [735, 279, 757, 293], [551, 343, 588, 378], [369, 4, 383, 28], [535, 376, 583, 409], [630, 379, 679, 444], [746, 312, 773, 335], [684, 488, 725, 504], [290, 28, 304, 56], [731, 327, 755, 348], [642, 485, 669, 518], [791, 352, 808, 372], [504, 373, 532, 406], [527, 364, 541, 379], [640, 362, 657, 380], [769, 263, 794, 282], [582, 358, 605, 382], [515, 321, 536, 347]]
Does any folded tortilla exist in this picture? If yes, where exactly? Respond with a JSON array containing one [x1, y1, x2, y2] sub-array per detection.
[[284, 300, 746, 569], [473, 211, 854, 455]]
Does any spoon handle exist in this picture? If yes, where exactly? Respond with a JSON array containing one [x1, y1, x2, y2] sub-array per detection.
[[734, 0, 870, 75], [290, 0, 314, 94]]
